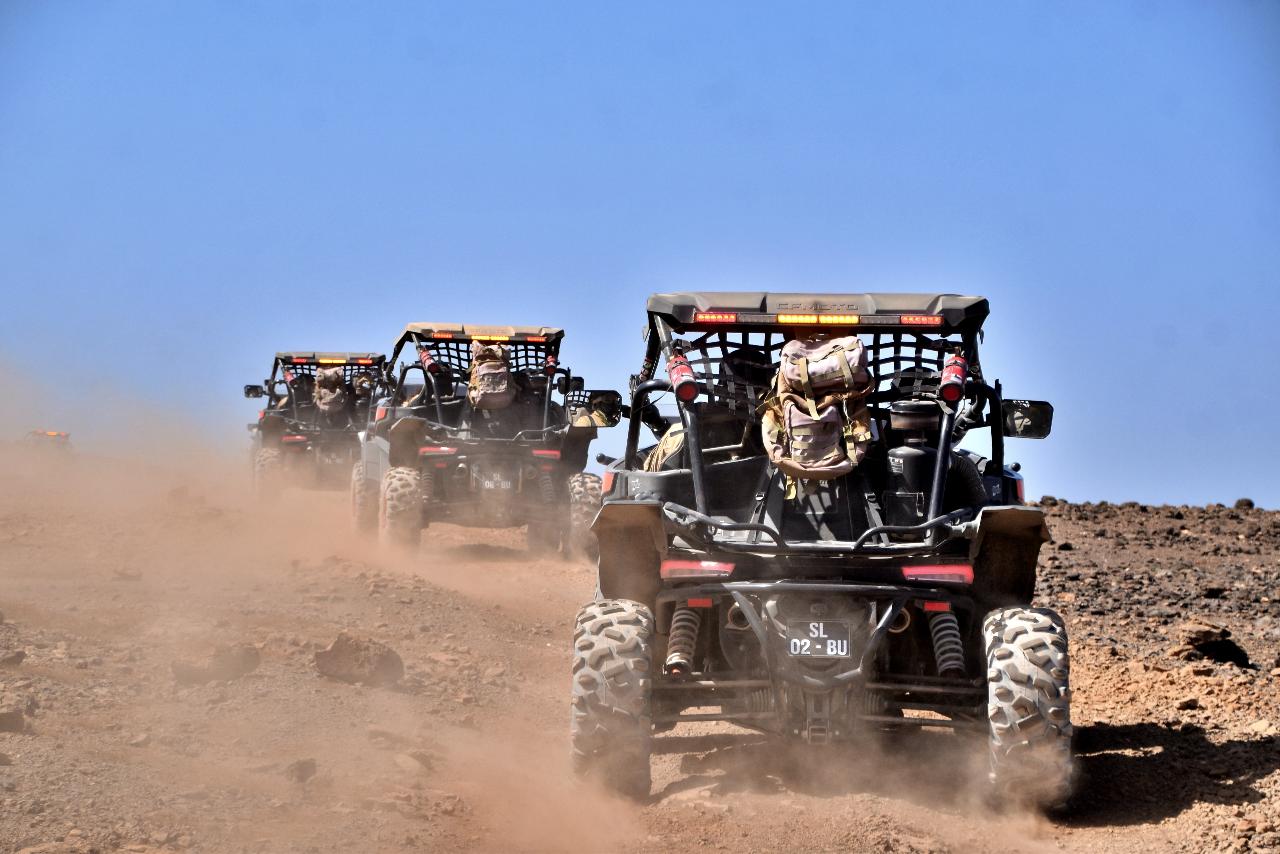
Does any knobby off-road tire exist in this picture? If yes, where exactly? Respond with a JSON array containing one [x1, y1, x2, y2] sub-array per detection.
[[570, 599, 654, 799], [350, 462, 377, 534], [253, 448, 284, 500], [984, 606, 1075, 810], [379, 466, 423, 549], [567, 473, 603, 560]]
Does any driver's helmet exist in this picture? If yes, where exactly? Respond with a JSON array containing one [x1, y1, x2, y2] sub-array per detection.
[[287, 373, 316, 405], [351, 371, 376, 398]]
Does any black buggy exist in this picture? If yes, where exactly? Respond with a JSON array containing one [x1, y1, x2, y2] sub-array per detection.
[[351, 323, 621, 555], [243, 352, 385, 497], [571, 292, 1069, 808]]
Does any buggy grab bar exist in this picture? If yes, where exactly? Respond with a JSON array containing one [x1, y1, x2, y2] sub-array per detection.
[[660, 500, 974, 555], [625, 378, 672, 466]]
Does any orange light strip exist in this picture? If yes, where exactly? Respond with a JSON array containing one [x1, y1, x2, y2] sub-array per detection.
[[431, 332, 454, 339], [777, 313, 819, 324], [290, 357, 309, 364], [900, 314, 944, 326], [525, 335, 548, 343], [471, 335, 511, 342], [355, 358, 375, 365], [317, 358, 345, 365], [818, 314, 860, 325], [694, 311, 737, 323]]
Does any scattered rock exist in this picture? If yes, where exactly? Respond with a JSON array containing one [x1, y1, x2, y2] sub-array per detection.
[[314, 633, 403, 686], [0, 649, 25, 667], [284, 758, 317, 784], [1234, 498, 1255, 510], [1246, 719, 1277, 736], [172, 643, 261, 685], [128, 733, 151, 747], [1177, 696, 1201, 710], [0, 707, 26, 733], [1175, 620, 1252, 667]]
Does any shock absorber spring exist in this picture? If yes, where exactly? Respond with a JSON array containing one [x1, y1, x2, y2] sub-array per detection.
[[538, 470, 556, 503], [420, 469, 436, 503], [664, 606, 702, 675], [928, 610, 966, 677]]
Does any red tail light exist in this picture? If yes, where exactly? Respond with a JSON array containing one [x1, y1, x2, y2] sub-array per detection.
[[418, 446, 458, 455], [375, 405, 388, 421], [602, 472, 615, 493], [532, 449, 560, 459], [660, 560, 734, 580], [939, 353, 968, 404], [900, 315, 944, 327], [902, 564, 973, 584], [685, 597, 714, 608], [281, 435, 308, 444], [922, 601, 952, 612], [667, 353, 698, 403]]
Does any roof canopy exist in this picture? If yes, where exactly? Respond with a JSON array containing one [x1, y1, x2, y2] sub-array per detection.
[[273, 352, 385, 364], [398, 322, 564, 341], [646, 292, 989, 334]]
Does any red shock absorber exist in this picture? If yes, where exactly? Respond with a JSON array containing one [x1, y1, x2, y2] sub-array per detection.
[[667, 351, 698, 403], [939, 351, 968, 404]]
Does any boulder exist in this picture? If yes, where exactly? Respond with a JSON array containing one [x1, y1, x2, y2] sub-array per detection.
[[314, 633, 403, 687]]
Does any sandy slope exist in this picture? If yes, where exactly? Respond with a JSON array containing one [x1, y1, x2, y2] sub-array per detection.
[[1, 450, 1278, 853]]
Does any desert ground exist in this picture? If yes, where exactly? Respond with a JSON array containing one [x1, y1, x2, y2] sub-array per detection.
[[2, 448, 1278, 853]]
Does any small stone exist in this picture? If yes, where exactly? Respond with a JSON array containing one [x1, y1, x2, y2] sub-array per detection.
[[1177, 696, 1201, 711], [0, 708, 25, 733], [0, 650, 25, 667], [1246, 719, 1277, 736], [128, 733, 151, 747], [284, 758, 317, 784], [1234, 498, 1255, 510]]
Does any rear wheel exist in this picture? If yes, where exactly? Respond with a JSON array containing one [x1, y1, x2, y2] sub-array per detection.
[[984, 606, 1074, 810], [379, 466, 423, 549], [570, 599, 654, 800], [253, 448, 284, 499], [351, 462, 377, 533], [567, 473, 603, 560]]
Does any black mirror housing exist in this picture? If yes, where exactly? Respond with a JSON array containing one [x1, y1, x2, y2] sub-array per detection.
[[573, 389, 624, 428], [1002, 399, 1054, 439], [244, 385, 265, 399]]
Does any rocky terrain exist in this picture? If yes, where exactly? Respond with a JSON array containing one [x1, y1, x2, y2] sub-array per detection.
[[1, 450, 1278, 853]]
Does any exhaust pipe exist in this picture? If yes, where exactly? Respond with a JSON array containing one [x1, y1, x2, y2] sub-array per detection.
[[888, 608, 912, 634], [725, 602, 751, 631]]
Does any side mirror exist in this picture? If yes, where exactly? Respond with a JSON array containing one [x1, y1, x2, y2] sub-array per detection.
[[1002, 400, 1054, 439], [556, 375, 586, 395], [574, 390, 624, 428], [243, 385, 265, 399]]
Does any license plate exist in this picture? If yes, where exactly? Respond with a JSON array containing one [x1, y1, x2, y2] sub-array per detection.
[[481, 478, 512, 490], [786, 621, 851, 658]]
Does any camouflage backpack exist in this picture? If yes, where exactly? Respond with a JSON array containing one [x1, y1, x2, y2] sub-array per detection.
[[314, 367, 350, 414], [467, 342, 517, 410], [761, 336, 873, 481]]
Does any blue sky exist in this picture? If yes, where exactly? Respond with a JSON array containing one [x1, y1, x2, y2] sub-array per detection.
[[2, 1, 1277, 506]]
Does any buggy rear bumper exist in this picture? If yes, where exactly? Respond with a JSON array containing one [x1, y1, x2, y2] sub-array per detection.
[[651, 579, 985, 734]]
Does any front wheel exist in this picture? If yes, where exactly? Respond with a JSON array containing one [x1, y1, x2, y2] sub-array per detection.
[[566, 473, 603, 560], [570, 599, 654, 800], [984, 606, 1075, 810], [379, 466, 423, 549]]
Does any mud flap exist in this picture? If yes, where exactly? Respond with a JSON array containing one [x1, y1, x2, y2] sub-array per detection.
[[967, 506, 1049, 606], [593, 501, 667, 605], [387, 416, 428, 468]]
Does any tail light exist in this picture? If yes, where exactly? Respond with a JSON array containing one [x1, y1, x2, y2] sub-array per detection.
[[532, 449, 560, 460], [694, 312, 737, 323], [667, 353, 698, 403], [419, 446, 458, 455], [939, 353, 968, 404], [660, 560, 734, 580], [902, 564, 973, 584], [281, 435, 308, 444], [374, 405, 388, 422]]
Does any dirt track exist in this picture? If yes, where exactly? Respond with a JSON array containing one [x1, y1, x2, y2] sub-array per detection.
[[1, 450, 1279, 853]]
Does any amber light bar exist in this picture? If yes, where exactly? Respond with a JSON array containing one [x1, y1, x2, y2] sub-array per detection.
[[900, 314, 945, 326], [694, 311, 738, 323], [686, 311, 946, 329]]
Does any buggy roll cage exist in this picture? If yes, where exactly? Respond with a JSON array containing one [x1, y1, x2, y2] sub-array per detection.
[[385, 323, 580, 441], [257, 352, 386, 429], [621, 292, 1005, 555]]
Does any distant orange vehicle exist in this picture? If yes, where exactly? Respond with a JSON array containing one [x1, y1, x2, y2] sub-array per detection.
[[23, 430, 73, 452]]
